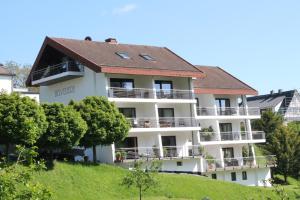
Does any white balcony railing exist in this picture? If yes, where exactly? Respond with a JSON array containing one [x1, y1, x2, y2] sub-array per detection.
[[197, 107, 260, 117], [107, 87, 155, 99], [107, 87, 194, 100], [204, 155, 276, 172], [200, 131, 265, 142], [156, 89, 193, 99], [114, 145, 201, 162], [127, 117, 198, 128]]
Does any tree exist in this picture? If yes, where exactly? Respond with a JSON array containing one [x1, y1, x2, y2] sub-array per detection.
[[122, 161, 161, 200], [71, 96, 130, 162], [4, 61, 32, 89], [252, 110, 284, 141], [267, 126, 300, 183], [38, 103, 88, 157], [0, 145, 51, 200], [0, 93, 47, 157]]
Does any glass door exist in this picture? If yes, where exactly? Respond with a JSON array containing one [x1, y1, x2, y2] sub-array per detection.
[[222, 147, 238, 166], [162, 136, 177, 157], [219, 123, 233, 140], [115, 137, 138, 159], [158, 108, 175, 127], [215, 98, 231, 115], [110, 78, 134, 98], [155, 80, 173, 98], [119, 108, 136, 127]]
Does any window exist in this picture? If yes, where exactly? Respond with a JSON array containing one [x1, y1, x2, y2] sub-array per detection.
[[119, 108, 136, 118], [195, 98, 200, 107], [155, 80, 173, 91], [219, 123, 233, 141], [222, 147, 234, 159], [176, 161, 183, 166], [242, 171, 247, 180], [162, 136, 177, 157], [158, 108, 175, 118], [231, 172, 237, 181], [212, 174, 217, 179], [140, 54, 155, 61], [116, 52, 130, 59], [155, 80, 173, 98], [110, 78, 134, 89], [215, 98, 231, 108]]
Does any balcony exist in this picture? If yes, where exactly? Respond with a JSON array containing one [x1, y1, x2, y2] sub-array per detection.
[[107, 87, 195, 102], [204, 155, 276, 172], [114, 145, 202, 162], [196, 107, 260, 119], [200, 131, 265, 143], [31, 61, 84, 85], [127, 117, 199, 132], [156, 89, 193, 99], [107, 87, 154, 99]]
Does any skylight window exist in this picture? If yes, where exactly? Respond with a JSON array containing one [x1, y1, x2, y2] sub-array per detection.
[[116, 52, 130, 59], [140, 54, 155, 61]]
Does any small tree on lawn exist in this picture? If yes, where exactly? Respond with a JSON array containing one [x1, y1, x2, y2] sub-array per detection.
[[71, 96, 130, 162], [122, 161, 161, 200], [267, 126, 300, 183], [0, 145, 52, 200], [38, 103, 88, 158], [0, 92, 47, 158]]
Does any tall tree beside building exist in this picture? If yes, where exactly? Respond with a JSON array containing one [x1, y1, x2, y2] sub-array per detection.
[[267, 126, 300, 183], [252, 110, 284, 141], [71, 96, 131, 162], [38, 103, 88, 156], [0, 93, 47, 157]]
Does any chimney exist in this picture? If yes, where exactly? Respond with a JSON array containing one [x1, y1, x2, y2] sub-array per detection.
[[278, 89, 283, 94], [270, 90, 274, 95], [84, 36, 92, 41], [105, 38, 118, 44]]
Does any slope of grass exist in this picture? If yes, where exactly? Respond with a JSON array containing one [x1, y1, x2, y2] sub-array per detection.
[[32, 162, 299, 200]]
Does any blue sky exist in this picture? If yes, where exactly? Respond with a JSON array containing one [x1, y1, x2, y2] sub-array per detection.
[[1, 0, 299, 94]]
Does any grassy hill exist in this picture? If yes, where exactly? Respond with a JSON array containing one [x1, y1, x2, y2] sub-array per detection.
[[32, 162, 299, 200]]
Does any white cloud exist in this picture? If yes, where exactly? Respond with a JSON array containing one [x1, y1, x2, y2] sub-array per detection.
[[113, 4, 137, 15]]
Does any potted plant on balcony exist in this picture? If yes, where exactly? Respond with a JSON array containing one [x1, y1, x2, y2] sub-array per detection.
[[163, 147, 169, 158], [115, 151, 122, 163], [205, 154, 216, 170], [152, 145, 160, 158], [198, 145, 204, 156], [115, 151, 127, 163], [201, 126, 214, 141]]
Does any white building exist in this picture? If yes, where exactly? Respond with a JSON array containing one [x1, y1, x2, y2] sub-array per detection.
[[0, 65, 14, 93], [247, 89, 300, 122], [26, 36, 275, 186], [0, 64, 39, 101]]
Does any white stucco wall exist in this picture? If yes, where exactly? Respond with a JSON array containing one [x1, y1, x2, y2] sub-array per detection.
[[207, 168, 271, 187], [40, 67, 107, 104], [0, 75, 13, 93]]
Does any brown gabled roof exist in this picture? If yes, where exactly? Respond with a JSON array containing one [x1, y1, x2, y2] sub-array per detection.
[[26, 37, 204, 86], [194, 65, 258, 95], [0, 66, 14, 76]]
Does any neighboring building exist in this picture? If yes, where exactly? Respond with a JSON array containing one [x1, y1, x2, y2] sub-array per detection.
[[247, 89, 300, 122], [12, 88, 40, 102], [0, 64, 39, 102], [0, 64, 14, 93], [26, 36, 275, 186]]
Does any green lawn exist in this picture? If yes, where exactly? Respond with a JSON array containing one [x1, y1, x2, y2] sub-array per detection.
[[32, 162, 299, 200]]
